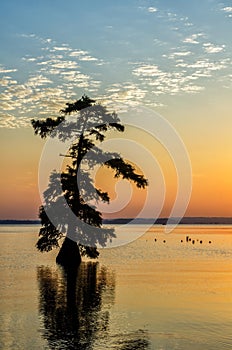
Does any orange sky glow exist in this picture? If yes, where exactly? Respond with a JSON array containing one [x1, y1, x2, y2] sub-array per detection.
[[1, 97, 232, 220]]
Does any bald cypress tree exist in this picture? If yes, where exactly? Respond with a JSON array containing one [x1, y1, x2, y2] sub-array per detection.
[[32, 95, 148, 268]]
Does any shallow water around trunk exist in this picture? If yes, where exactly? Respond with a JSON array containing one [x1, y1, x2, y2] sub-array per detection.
[[0, 225, 232, 349]]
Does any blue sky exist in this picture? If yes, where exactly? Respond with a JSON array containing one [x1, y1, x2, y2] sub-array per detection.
[[1, 0, 232, 127]]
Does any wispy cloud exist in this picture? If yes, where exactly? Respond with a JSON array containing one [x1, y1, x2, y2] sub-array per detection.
[[0, 65, 18, 74], [78, 55, 98, 62], [132, 50, 231, 97], [221, 6, 232, 17], [102, 82, 148, 108], [148, 7, 158, 13], [22, 57, 38, 62], [221, 6, 232, 13], [20, 33, 36, 39], [0, 34, 104, 127], [183, 33, 205, 44], [44, 60, 79, 70], [1, 15, 231, 129], [0, 112, 31, 128], [0, 101, 16, 111], [163, 51, 192, 60], [0, 77, 17, 86], [132, 63, 205, 96], [133, 64, 165, 77], [69, 50, 89, 57], [161, 11, 193, 27], [26, 75, 53, 87], [175, 58, 229, 70], [53, 46, 72, 51], [203, 43, 225, 54], [140, 5, 193, 27], [0, 113, 18, 128]]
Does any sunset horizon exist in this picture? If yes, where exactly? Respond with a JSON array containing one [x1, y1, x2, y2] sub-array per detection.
[[1, 0, 232, 220]]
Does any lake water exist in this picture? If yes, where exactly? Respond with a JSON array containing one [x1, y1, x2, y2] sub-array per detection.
[[0, 225, 232, 349]]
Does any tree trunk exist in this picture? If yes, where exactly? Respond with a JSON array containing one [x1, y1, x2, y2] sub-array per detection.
[[56, 237, 81, 269]]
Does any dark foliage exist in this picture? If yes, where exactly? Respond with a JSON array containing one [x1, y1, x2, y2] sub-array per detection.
[[32, 95, 148, 262], [31, 116, 65, 139]]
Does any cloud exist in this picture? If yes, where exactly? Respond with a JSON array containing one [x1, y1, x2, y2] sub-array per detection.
[[221, 6, 232, 18], [37, 60, 51, 66], [103, 82, 147, 108], [221, 7, 232, 12], [49, 60, 79, 69], [181, 85, 204, 93], [19, 33, 54, 45], [164, 51, 192, 60], [20, 33, 36, 39], [183, 33, 205, 44], [0, 113, 17, 128], [26, 75, 53, 87], [0, 112, 31, 128], [36, 58, 81, 77], [22, 57, 38, 62], [0, 101, 16, 111], [61, 71, 91, 86], [153, 8, 193, 28], [0, 75, 76, 122], [133, 64, 165, 77], [69, 50, 99, 62], [148, 7, 158, 13], [175, 58, 229, 71], [0, 77, 17, 86], [0, 67, 18, 74], [53, 46, 71, 51], [132, 54, 230, 97], [153, 38, 167, 46], [20, 33, 99, 64], [79, 56, 98, 62], [203, 43, 225, 54], [0, 93, 11, 101], [0, 35, 103, 127], [132, 64, 194, 95], [69, 50, 89, 57], [0, 28, 230, 128], [0, 57, 101, 126], [172, 51, 192, 56]]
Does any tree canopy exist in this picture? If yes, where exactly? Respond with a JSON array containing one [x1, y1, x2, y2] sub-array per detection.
[[32, 95, 148, 263]]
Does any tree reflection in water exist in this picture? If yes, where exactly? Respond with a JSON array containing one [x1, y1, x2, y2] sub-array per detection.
[[37, 262, 150, 349]]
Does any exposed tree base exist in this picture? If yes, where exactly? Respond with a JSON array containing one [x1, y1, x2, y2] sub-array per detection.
[[56, 237, 81, 269]]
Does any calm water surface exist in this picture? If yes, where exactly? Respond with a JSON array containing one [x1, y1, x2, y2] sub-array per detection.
[[0, 225, 232, 349]]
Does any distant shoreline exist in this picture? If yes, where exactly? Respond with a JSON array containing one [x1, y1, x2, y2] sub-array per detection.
[[0, 220, 41, 225], [1, 217, 232, 225]]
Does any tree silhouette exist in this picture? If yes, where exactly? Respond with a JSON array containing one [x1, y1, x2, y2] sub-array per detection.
[[32, 95, 148, 267]]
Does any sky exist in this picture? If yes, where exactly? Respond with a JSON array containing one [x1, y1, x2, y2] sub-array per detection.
[[0, 0, 232, 219]]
